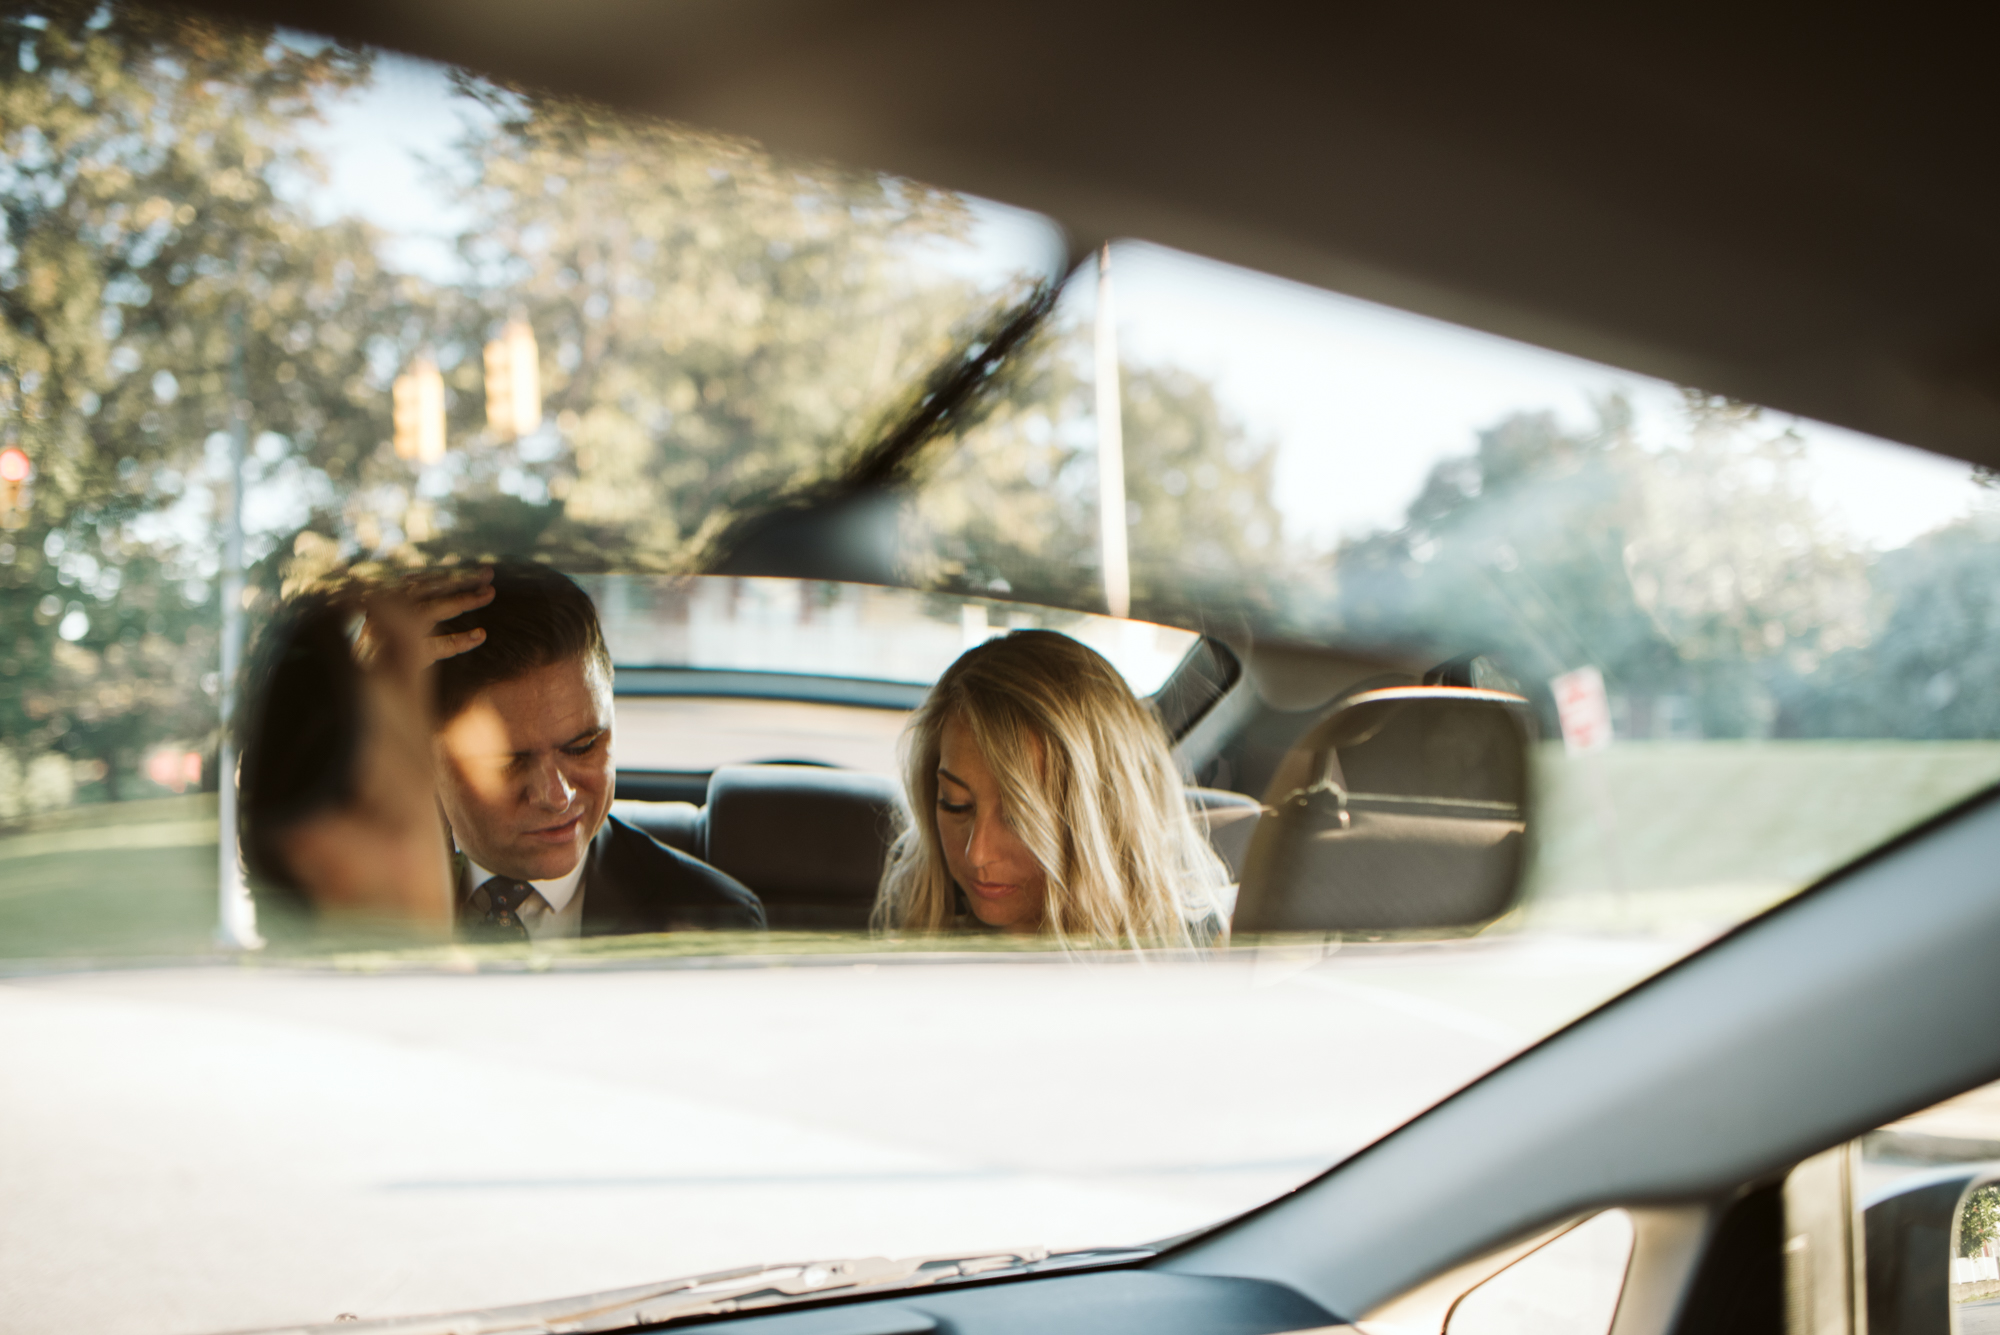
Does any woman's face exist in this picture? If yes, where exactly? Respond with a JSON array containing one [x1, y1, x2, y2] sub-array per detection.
[[935, 714, 1048, 932]]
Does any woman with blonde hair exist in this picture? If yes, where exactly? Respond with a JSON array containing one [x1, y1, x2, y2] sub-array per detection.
[[874, 629, 1234, 948]]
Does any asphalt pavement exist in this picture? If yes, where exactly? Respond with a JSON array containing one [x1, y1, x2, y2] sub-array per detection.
[[0, 933, 1683, 1335]]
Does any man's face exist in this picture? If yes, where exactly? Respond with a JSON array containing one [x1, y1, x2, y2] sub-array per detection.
[[433, 655, 615, 882]]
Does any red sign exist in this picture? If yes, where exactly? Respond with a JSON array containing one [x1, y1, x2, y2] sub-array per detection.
[[1551, 666, 1614, 755], [146, 749, 204, 793]]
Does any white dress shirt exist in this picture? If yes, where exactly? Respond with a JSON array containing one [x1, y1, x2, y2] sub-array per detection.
[[461, 855, 587, 940]]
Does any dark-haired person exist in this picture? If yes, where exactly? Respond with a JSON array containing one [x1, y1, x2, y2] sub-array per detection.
[[427, 563, 765, 939], [238, 585, 459, 931], [238, 563, 764, 939]]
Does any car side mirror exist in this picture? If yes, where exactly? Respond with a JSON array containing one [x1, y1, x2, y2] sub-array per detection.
[[1231, 686, 1533, 933], [1861, 1165, 2000, 1335]]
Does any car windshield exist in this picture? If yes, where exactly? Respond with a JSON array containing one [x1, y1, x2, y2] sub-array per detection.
[[6, 9, 2000, 1334]]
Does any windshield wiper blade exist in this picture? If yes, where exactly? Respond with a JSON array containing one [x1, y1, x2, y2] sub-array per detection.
[[259, 1245, 1155, 1334], [580, 1250, 1032, 1329], [570, 1245, 1155, 1332], [695, 279, 1061, 584]]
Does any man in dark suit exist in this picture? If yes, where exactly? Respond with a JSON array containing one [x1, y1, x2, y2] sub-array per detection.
[[428, 563, 764, 939]]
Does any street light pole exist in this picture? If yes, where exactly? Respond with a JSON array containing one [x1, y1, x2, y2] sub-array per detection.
[[1094, 244, 1130, 620], [215, 301, 259, 950]]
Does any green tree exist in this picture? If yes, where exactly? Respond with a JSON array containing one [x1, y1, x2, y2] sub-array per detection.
[[1, 3, 418, 804], [399, 83, 1000, 570], [905, 311, 1289, 623], [1331, 402, 1674, 700], [1961, 1185, 2000, 1259], [220, 71, 1287, 638], [1121, 363, 1285, 615], [901, 314, 1100, 606], [0, 6, 1299, 825], [1776, 509, 2000, 739], [1621, 394, 1869, 731], [1325, 393, 1867, 737]]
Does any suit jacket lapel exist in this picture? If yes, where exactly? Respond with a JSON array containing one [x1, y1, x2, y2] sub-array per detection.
[[578, 820, 628, 934]]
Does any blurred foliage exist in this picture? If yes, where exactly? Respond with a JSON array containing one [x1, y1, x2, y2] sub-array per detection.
[[1323, 391, 1887, 739], [7, 0, 2000, 831], [904, 310, 1290, 623], [408, 79, 998, 570], [1963, 1184, 2000, 1259], [1777, 513, 2000, 739], [0, 5, 1081, 813], [0, 3, 409, 809], [1122, 364, 1286, 616]]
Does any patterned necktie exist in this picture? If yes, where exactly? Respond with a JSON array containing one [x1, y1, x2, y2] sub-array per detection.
[[467, 876, 534, 942]]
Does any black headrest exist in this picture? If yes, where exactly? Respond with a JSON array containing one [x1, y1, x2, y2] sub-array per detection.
[[610, 799, 702, 857], [703, 765, 905, 906]]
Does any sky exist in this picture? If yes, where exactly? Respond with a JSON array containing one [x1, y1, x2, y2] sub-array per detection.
[[296, 51, 1983, 559], [1104, 243, 1980, 553], [289, 50, 488, 278]]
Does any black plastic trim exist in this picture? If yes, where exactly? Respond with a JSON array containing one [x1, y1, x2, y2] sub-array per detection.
[[666, 1269, 1337, 1335], [614, 770, 711, 804], [1150, 637, 1242, 741], [615, 668, 928, 710]]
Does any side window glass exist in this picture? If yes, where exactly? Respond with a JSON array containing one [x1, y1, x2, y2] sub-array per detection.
[[1446, 1210, 1634, 1335]]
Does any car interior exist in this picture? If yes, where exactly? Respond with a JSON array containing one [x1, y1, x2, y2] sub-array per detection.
[[10, 3, 1999, 1334], [607, 632, 1284, 931]]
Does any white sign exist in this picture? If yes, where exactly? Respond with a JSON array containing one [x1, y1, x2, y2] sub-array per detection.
[[1552, 666, 1614, 755]]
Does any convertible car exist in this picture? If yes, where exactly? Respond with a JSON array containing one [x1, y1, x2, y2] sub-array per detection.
[[2, 4, 1998, 1335]]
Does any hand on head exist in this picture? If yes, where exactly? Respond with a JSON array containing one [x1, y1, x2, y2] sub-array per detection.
[[240, 582, 461, 934], [356, 564, 495, 669], [243, 562, 617, 939]]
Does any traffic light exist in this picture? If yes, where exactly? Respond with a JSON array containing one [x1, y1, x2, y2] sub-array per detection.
[[0, 446, 30, 524], [483, 319, 541, 440], [391, 357, 446, 465]]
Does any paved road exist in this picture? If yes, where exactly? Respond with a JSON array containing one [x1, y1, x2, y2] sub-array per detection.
[[1965, 1299, 2000, 1334], [0, 933, 1682, 1335]]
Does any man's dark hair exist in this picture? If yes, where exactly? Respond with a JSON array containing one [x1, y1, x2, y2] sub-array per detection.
[[433, 562, 611, 722], [237, 590, 364, 907]]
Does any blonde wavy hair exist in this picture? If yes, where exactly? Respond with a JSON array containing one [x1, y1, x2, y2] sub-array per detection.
[[873, 629, 1233, 948]]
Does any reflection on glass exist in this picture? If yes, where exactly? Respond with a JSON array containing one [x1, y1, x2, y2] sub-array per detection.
[[0, 9, 1058, 956], [6, 4, 1998, 968], [613, 696, 910, 774], [585, 575, 1201, 692], [6, 8, 2000, 1331], [907, 238, 2000, 942], [1956, 1185, 2000, 1304]]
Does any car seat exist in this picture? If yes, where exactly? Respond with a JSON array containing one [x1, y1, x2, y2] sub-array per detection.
[[615, 765, 905, 930], [614, 769, 1266, 931]]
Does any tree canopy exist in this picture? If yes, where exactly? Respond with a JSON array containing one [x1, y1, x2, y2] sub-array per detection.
[[5, 0, 2000, 820], [1317, 392, 1899, 738], [903, 308, 1289, 621], [0, 5, 1283, 811], [415, 82, 996, 568], [1, 4, 401, 807], [1962, 1184, 2000, 1259]]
